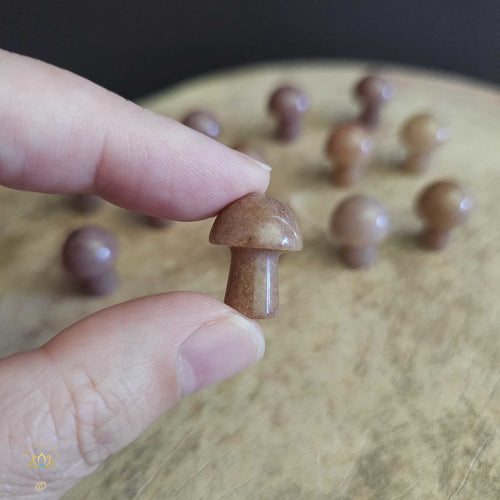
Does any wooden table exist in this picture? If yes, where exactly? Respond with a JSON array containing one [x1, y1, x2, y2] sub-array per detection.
[[1, 62, 499, 499]]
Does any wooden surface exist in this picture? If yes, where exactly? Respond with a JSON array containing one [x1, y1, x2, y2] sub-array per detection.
[[1, 62, 499, 499]]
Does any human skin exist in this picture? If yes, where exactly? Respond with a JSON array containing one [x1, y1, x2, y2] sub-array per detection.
[[0, 49, 271, 499]]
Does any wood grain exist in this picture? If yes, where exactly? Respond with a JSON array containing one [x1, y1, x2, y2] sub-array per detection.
[[1, 61, 499, 499]]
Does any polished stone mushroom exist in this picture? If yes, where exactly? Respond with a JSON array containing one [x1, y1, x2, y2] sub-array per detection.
[[354, 75, 394, 128], [416, 180, 472, 250], [330, 195, 389, 268], [62, 226, 119, 295], [268, 85, 309, 141], [326, 123, 374, 187], [400, 113, 448, 173], [210, 192, 303, 319], [182, 109, 220, 138]]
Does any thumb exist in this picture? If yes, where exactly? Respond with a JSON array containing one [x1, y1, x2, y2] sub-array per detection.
[[0, 292, 264, 499]]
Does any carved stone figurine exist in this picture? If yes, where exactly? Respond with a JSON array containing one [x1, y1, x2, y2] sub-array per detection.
[[400, 113, 448, 173], [210, 192, 302, 319], [354, 75, 394, 128], [326, 123, 374, 187], [62, 226, 119, 295], [415, 180, 472, 250], [182, 109, 220, 139], [268, 85, 309, 142], [330, 195, 390, 268]]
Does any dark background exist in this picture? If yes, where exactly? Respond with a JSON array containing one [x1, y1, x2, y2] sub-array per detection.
[[1, 0, 499, 99]]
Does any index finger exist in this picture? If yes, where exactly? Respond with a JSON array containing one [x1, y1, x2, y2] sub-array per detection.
[[0, 50, 271, 220]]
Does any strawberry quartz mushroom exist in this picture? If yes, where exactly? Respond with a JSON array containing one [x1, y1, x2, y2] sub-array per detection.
[[182, 109, 220, 139], [268, 85, 309, 142], [62, 226, 119, 295], [416, 180, 472, 250], [330, 195, 389, 268], [354, 75, 394, 128], [210, 192, 302, 319], [400, 113, 448, 173], [326, 123, 374, 187]]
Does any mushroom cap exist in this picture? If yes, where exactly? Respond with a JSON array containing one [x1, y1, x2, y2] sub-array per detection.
[[62, 226, 118, 279], [354, 75, 394, 105], [330, 195, 390, 247], [210, 192, 303, 251], [326, 123, 374, 165], [416, 180, 472, 230], [182, 109, 220, 138], [268, 85, 309, 121], [400, 113, 447, 154]]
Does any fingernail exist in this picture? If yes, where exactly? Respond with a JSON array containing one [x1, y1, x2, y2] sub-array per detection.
[[239, 152, 272, 172], [252, 159, 272, 172], [178, 314, 265, 396]]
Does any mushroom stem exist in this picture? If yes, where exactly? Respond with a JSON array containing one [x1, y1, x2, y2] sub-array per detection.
[[276, 119, 301, 141], [82, 269, 118, 296], [338, 245, 377, 268], [420, 228, 450, 250], [359, 105, 380, 128], [225, 247, 281, 319], [402, 153, 431, 174], [332, 165, 361, 187]]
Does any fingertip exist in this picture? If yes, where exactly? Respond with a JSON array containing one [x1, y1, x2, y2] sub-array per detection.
[[177, 311, 266, 396]]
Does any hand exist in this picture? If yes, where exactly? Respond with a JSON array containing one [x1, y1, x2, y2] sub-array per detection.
[[0, 49, 270, 499]]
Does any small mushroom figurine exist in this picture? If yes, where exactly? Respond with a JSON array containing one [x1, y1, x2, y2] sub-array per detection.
[[415, 180, 472, 250], [71, 194, 103, 213], [182, 109, 220, 139], [400, 113, 448, 173], [354, 75, 394, 128], [326, 123, 374, 187], [62, 226, 119, 295], [268, 85, 309, 142], [210, 192, 303, 319], [330, 195, 389, 268]]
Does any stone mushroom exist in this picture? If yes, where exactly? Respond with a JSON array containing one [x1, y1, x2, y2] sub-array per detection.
[[210, 192, 303, 319], [415, 180, 472, 250], [182, 109, 220, 139], [62, 226, 119, 295], [268, 85, 309, 142], [326, 123, 374, 187], [400, 113, 448, 173], [354, 75, 394, 128], [330, 195, 390, 268]]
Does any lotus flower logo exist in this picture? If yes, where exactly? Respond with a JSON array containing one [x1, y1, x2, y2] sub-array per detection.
[[28, 452, 55, 469]]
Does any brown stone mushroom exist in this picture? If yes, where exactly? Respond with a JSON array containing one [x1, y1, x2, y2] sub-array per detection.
[[182, 109, 220, 139], [400, 113, 448, 173], [416, 180, 472, 250], [210, 192, 303, 319], [268, 85, 309, 142], [326, 123, 374, 187], [354, 75, 394, 128], [330, 195, 389, 268], [62, 226, 119, 295]]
